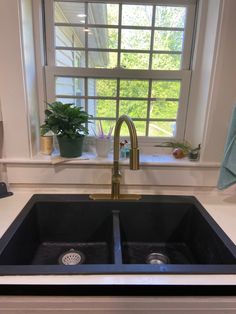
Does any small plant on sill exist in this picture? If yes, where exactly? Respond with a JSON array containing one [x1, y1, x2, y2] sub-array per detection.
[[40, 101, 92, 158], [41, 102, 92, 138], [155, 141, 201, 160]]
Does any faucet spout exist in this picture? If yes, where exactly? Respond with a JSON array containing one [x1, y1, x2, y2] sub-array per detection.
[[111, 115, 139, 199], [90, 115, 141, 200], [113, 115, 139, 170]]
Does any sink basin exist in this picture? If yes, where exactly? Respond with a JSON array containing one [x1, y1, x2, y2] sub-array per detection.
[[0, 194, 235, 275]]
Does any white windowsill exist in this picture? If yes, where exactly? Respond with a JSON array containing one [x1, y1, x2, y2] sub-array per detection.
[[2, 146, 221, 187], [0, 152, 220, 168]]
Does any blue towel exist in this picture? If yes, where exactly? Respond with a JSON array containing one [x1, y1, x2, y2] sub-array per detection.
[[217, 105, 236, 189]]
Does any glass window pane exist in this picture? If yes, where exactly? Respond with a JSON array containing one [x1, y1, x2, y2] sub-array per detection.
[[88, 79, 117, 97], [120, 121, 146, 136], [89, 99, 116, 118], [152, 53, 181, 70], [88, 28, 118, 49], [55, 26, 85, 48], [134, 121, 146, 136], [56, 50, 85, 67], [121, 29, 151, 50], [88, 51, 117, 68], [121, 53, 149, 70], [122, 5, 153, 27], [54, 2, 85, 24], [149, 121, 176, 137], [155, 6, 186, 28], [120, 80, 149, 98], [56, 98, 85, 109], [88, 3, 119, 25], [151, 81, 181, 99], [119, 101, 147, 118], [93, 120, 116, 137], [150, 100, 178, 119], [153, 31, 184, 51], [55, 77, 85, 96]]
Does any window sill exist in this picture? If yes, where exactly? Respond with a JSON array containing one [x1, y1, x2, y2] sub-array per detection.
[[2, 150, 221, 187], [0, 152, 220, 168]]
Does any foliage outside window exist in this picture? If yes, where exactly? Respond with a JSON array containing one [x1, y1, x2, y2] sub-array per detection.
[[45, 0, 196, 141]]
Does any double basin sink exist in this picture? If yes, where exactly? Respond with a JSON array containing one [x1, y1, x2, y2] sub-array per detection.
[[0, 194, 235, 275]]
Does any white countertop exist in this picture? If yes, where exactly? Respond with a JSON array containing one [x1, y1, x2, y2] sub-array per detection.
[[0, 187, 236, 286]]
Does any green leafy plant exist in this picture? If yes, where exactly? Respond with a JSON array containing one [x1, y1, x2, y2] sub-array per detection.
[[40, 102, 92, 139]]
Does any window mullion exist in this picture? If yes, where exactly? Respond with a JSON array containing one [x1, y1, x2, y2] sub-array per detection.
[[85, 2, 89, 67], [181, 3, 196, 69], [45, 66, 56, 102], [116, 79, 120, 120], [146, 5, 156, 136], [117, 3, 122, 68], [44, 0, 55, 66], [50, 66, 189, 80], [54, 0, 196, 5], [175, 70, 191, 140], [149, 5, 156, 71]]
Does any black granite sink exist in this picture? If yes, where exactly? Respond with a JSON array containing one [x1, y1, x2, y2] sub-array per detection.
[[0, 194, 235, 275]]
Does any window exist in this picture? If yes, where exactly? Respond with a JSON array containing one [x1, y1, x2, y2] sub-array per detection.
[[44, 0, 196, 140]]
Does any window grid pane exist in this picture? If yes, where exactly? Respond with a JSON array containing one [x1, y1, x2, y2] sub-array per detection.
[[53, 2, 187, 71], [55, 76, 181, 137], [48, 0, 196, 139]]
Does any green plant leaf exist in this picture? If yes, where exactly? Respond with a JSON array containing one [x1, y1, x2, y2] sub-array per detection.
[[41, 102, 92, 139]]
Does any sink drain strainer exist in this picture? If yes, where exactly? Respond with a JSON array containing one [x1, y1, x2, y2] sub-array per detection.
[[58, 249, 85, 265], [146, 252, 170, 265]]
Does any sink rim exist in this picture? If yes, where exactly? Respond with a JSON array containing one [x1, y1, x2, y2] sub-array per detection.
[[0, 194, 235, 275]]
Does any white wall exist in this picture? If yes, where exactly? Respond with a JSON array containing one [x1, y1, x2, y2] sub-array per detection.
[[185, 0, 221, 150], [201, 0, 236, 162], [21, 0, 40, 156], [0, 0, 31, 159], [0, 101, 3, 159], [186, 0, 236, 163]]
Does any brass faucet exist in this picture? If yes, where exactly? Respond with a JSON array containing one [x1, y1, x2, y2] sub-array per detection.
[[90, 115, 141, 200]]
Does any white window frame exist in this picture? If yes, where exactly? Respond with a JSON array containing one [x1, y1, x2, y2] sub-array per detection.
[[44, 0, 197, 144]]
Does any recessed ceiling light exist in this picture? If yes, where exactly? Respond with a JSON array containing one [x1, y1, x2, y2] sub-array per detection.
[[77, 14, 86, 18]]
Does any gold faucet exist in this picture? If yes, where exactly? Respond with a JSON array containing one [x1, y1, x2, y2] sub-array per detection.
[[90, 115, 141, 200]]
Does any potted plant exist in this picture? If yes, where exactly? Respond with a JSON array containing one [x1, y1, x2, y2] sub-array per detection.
[[41, 101, 92, 157]]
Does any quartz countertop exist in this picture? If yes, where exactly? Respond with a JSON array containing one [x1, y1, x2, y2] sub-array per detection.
[[0, 187, 235, 286]]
